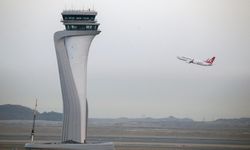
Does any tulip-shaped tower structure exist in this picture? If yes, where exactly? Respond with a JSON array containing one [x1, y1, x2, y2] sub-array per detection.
[[25, 10, 114, 150], [54, 10, 100, 143]]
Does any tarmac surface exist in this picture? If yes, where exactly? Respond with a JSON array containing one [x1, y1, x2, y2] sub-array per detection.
[[1, 134, 250, 145], [1, 120, 250, 150]]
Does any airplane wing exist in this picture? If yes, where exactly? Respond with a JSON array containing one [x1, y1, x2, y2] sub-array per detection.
[[177, 56, 194, 63]]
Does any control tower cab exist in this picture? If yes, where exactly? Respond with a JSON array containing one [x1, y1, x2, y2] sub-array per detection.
[[62, 10, 100, 31]]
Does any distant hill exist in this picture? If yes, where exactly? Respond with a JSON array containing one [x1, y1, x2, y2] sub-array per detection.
[[0, 104, 34, 120], [213, 118, 250, 128], [0, 104, 250, 129], [0, 104, 62, 121]]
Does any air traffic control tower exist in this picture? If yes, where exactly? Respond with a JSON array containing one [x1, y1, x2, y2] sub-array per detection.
[[25, 10, 114, 150], [54, 10, 100, 144]]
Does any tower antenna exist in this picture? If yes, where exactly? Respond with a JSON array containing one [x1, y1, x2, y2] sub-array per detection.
[[31, 98, 38, 142]]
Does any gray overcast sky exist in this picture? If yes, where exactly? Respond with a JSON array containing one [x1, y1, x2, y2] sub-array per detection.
[[0, 0, 250, 120]]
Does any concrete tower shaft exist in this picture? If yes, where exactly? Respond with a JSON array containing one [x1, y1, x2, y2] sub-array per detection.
[[54, 10, 100, 143]]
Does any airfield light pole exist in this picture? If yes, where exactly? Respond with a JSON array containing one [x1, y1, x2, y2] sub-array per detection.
[[31, 99, 37, 142]]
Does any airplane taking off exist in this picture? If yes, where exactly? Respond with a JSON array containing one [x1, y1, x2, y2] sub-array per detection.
[[177, 56, 216, 66]]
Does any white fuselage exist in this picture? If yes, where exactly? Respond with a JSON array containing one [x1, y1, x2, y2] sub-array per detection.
[[177, 56, 213, 66]]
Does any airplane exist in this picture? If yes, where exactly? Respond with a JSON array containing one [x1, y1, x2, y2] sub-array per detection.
[[177, 56, 215, 66]]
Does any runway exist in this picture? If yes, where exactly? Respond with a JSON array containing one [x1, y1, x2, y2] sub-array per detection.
[[1, 134, 250, 146], [1, 120, 250, 150], [88, 136, 250, 145]]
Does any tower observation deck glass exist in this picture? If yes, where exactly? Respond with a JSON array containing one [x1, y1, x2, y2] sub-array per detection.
[[61, 10, 99, 31]]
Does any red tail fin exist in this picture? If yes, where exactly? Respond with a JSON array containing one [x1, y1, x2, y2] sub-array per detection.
[[205, 57, 215, 64]]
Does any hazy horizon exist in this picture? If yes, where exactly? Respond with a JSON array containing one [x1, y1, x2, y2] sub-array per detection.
[[0, 0, 250, 121]]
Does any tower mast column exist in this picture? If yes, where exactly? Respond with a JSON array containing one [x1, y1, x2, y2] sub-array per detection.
[[54, 10, 100, 143]]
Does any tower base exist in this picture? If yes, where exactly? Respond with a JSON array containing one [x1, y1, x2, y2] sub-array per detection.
[[24, 142, 115, 150]]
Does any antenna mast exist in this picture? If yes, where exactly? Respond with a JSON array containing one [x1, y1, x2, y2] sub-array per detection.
[[31, 99, 38, 142]]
